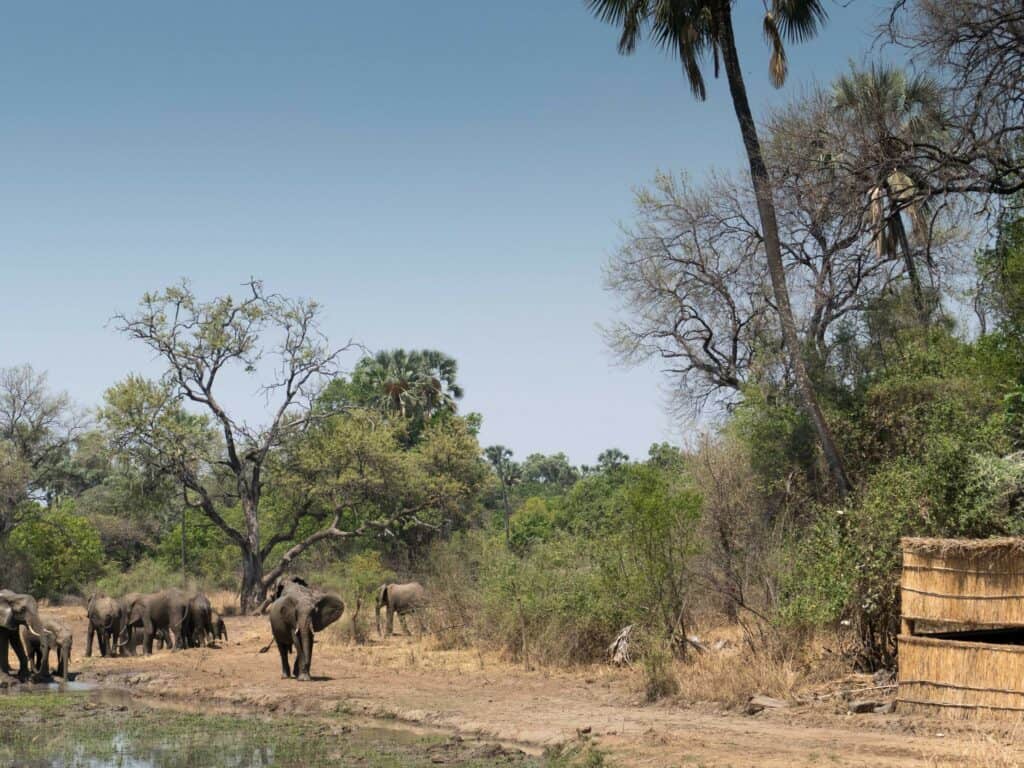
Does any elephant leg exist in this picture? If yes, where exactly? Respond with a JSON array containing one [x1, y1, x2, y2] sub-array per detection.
[[97, 628, 108, 658], [398, 612, 411, 636], [0, 633, 9, 676], [277, 641, 292, 679], [386, 605, 395, 636], [86, 622, 95, 658], [296, 630, 312, 681], [10, 635, 28, 680], [143, 618, 155, 656]]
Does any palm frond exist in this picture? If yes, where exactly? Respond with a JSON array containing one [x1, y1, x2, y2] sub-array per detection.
[[772, 0, 828, 44]]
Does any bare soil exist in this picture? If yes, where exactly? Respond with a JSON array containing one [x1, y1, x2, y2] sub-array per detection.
[[24, 606, 1024, 767]]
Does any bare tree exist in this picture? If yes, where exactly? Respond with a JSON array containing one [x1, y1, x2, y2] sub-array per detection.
[[605, 148, 906, 416], [605, 172, 775, 410], [884, 1, 1024, 199], [110, 280, 357, 611]]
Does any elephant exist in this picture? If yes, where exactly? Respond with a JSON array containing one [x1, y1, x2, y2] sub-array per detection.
[[86, 595, 124, 658], [20, 617, 72, 678], [375, 582, 427, 637], [0, 589, 47, 679], [124, 589, 191, 655], [186, 592, 214, 648], [261, 576, 344, 681], [211, 610, 227, 643]]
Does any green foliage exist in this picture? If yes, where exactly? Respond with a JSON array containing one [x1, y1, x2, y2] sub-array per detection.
[[9, 503, 104, 598], [641, 638, 680, 702], [316, 550, 396, 601], [154, 508, 239, 591], [93, 557, 184, 597], [509, 497, 558, 553]]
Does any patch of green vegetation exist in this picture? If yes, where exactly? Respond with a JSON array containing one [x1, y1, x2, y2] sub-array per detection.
[[0, 693, 543, 767]]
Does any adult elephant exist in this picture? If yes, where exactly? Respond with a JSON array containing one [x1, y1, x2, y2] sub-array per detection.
[[375, 582, 427, 637], [125, 589, 191, 655], [262, 576, 344, 681], [86, 595, 124, 658], [0, 589, 47, 679], [20, 617, 73, 678]]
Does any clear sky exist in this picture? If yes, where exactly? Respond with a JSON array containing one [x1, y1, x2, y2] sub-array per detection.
[[0, 1, 890, 465]]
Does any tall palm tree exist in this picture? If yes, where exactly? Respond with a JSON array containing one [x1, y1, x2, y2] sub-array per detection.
[[832, 64, 945, 319], [587, 0, 851, 495], [351, 349, 464, 422], [485, 445, 521, 546]]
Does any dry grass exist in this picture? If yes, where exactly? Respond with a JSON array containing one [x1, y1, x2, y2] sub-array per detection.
[[671, 625, 849, 707], [925, 727, 1024, 767]]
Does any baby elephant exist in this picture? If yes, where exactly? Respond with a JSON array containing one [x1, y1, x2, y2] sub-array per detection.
[[20, 617, 73, 678], [211, 610, 228, 643], [375, 582, 427, 637]]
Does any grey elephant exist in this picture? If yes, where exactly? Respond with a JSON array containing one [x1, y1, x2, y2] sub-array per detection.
[[20, 617, 72, 678], [211, 610, 227, 643], [261, 576, 344, 681], [186, 592, 214, 648], [375, 582, 427, 637], [0, 589, 47, 679], [125, 589, 191, 654], [86, 595, 124, 658]]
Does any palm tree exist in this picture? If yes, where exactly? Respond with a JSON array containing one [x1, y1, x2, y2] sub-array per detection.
[[586, 0, 851, 495], [832, 64, 945, 320], [351, 349, 464, 422], [485, 445, 521, 547]]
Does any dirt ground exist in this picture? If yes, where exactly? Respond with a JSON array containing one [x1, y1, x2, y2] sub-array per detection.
[[15, 605, 1024, 768]]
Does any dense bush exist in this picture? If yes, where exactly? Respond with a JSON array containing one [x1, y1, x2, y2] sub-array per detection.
[[9, 503, 105, 599]]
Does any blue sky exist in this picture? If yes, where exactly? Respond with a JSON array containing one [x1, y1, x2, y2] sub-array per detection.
[[0, 1, 890, 464]]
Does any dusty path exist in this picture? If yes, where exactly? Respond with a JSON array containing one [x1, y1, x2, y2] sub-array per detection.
[[29, 607, 1024, 767]]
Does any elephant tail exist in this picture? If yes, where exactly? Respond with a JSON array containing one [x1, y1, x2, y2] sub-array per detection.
[[258, 640, 273, 654]]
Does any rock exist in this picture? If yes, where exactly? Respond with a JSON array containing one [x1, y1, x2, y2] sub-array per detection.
[[874, 701, 896, 714], [745, 695, 789, 715], [848, 700, 882, 714]]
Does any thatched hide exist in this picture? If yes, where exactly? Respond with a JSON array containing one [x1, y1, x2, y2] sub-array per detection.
[[898, 538, 1024, 718], [901, 537, 1024, 627], [898, 635, 1024, 718]]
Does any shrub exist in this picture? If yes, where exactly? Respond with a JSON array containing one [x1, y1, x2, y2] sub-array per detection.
[[641, 638, 680, 702], [9, 504, 104, 599], [93, 557, 186, 597]]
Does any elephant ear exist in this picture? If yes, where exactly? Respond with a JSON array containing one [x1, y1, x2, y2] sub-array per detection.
[[312, 593, 344, 632], [130, 601, 145, 625], [0, 601, 14, 631]]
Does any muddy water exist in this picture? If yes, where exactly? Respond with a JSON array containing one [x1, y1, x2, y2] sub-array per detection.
[[0, 687, 538, 767]]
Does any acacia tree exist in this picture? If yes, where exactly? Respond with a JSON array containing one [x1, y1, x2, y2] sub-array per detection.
[[587, 0, 852, 495], [107, 281, 356, 611]]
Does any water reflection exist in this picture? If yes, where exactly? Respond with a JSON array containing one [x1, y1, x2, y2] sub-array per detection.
[[16, 730, 277, 768]]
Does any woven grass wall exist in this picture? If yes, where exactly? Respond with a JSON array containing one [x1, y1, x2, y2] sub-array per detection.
[[898, 635, 1024, 719], [902, 538, 1024, 627]]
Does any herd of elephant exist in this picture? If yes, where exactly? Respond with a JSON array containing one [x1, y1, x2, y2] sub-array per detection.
[[0, 579, 426, 684]]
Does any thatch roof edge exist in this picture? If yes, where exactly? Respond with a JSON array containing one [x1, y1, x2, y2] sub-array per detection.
[[902, 537, 1024, 558]]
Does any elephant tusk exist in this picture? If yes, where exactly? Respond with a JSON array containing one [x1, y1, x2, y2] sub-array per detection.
[[25, 623, 43, 638]]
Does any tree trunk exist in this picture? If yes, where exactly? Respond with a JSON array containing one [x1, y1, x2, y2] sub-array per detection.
[[502, 487, 512, 547], [892, 211, 927, 320], [239, 493, 264, 613], [240, 546, 264, 614], [716, 4, 851, 497]]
